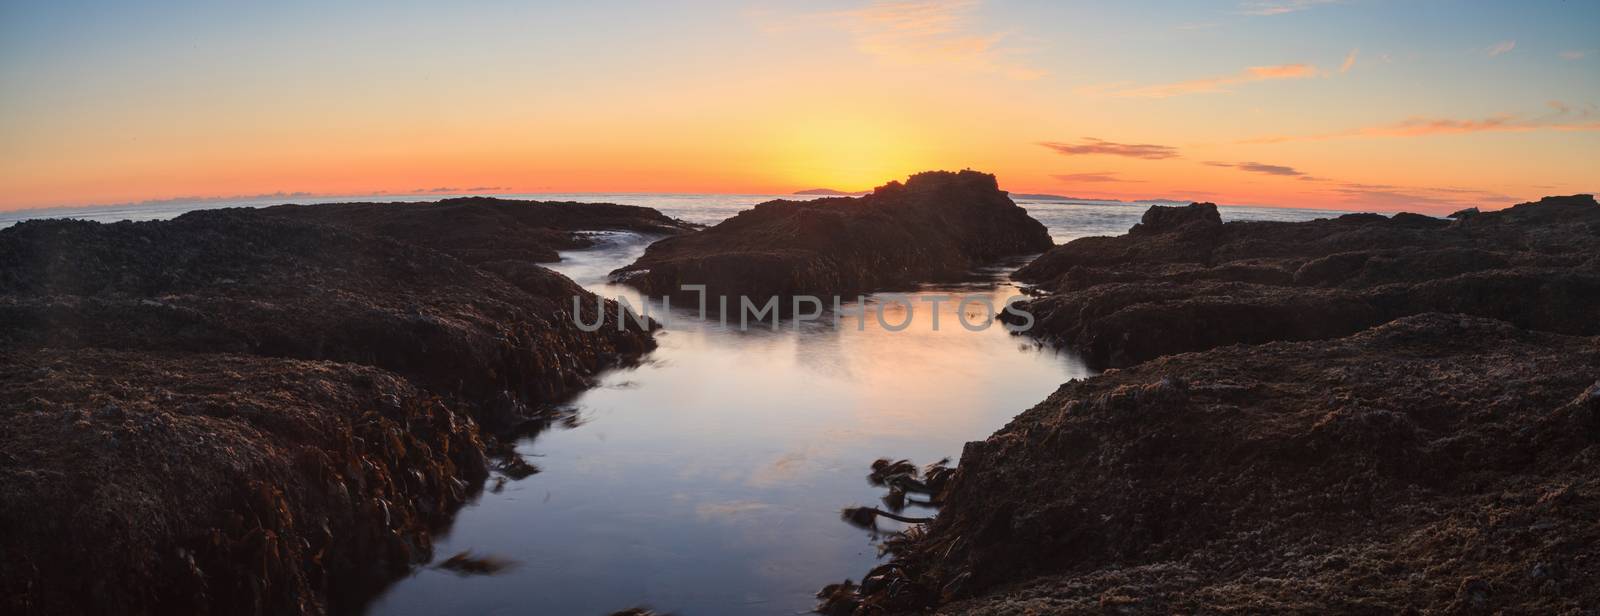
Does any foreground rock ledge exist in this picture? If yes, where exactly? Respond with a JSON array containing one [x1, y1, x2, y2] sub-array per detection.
[[827, 314, 1599, 614], [611, 170, 1053, 303], [1009, 195, 1600, 368], [0, 204, 670, 614], [1, 350, 487, 615]]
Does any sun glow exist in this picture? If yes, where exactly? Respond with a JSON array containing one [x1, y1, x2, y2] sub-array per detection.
[[767, 115, 931, 193]]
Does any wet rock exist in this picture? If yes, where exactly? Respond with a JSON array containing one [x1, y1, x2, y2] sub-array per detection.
[[611, 170, 1053, 303], [1011, 194, 1600, 367], [0, 349, 489, 615], [436, 550, 518, 576], [0, 204, 674, 615], [816, 579, 861, 616], [830, 314, 1600, 614]]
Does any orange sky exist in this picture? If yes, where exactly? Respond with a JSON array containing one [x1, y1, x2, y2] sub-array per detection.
[[1, 1, 1596, 213]]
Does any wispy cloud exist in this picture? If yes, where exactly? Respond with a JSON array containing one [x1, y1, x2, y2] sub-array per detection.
[[1339, 48, 1358, 73], [1204, 161, 1308, 177], [1244, 105, 1600, 143], [819, 0, 1045, 80], [1486, 40, 1516, 57], [1039, 138, 1180, 160], [1078, 63, 1318, 98], [1324, 183, 1519, 211], [1052, 172, 1141, 183], [411, 186, 506, 194], [1198, 159, 1527, 212], [1239, 0, 1343, 16], [1560, 50, 1590, 61]]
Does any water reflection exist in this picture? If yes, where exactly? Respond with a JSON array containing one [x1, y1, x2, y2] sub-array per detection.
[[365, 233, 1094, 616]]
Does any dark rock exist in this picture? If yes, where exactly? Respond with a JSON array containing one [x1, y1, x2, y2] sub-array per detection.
[[1127, 202, 1220, 235], [0, 204, 671, 615], [831, 314, 1600, 614], [0, 349, 489, 615], [610, 170, 1052, 303], [436, 551, 518, 576], [1011, 195, 1600, 367], [255, 197, 696, 265], [0, 208, 654, 403]]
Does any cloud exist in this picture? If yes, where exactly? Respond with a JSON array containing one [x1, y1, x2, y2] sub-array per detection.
[[1239, 0, 1343, 16], [1078, 63, 1318, 98], [1039, 138, 1180, 160], [1560, 50, 1589, 61], [1197, 160, 1526, 213], [1205, 161, 1307, 176], [1243, 106, 1600, 143], [1340, 48, 1358, 73], [1052, 172, 1140, 183], [411, 186, 506, 193], [821, 0, 1044, 80], [1324, 183, 1519, 211], [1486, 40, 1516, 57]]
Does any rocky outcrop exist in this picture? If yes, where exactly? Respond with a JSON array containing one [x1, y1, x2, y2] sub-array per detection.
[[0, 206, 663, 614], [611, 170, 1053, 303], [0, 350, 487, 615], [255, 197, 696, 265], [826, 314, 1600, 614], [1010, 195, 1600, 367], [0, 209, 651, 403]]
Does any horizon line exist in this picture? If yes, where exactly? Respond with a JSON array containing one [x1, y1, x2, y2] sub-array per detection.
[[3, 187, 1546, 218]]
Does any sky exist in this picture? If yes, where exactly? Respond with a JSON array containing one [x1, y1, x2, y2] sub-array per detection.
[[1, 0, 1596, 213]]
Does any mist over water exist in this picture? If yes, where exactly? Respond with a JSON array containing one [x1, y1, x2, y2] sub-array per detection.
[[2, 193, 1349, 615]]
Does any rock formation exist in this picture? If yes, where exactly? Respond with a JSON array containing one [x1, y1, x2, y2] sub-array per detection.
[[1, 350, 486, 615], [825, 314, 1600, 614], [0, 203, 667, 614], [611, 170, 1053, 303], [1009, 196, 1600, 367]]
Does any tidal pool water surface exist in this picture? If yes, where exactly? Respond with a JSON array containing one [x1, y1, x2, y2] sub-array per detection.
[[365, 232, 1093, 615]]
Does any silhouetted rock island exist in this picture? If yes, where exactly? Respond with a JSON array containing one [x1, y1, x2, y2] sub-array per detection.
[[613, 170, 1053, 302]]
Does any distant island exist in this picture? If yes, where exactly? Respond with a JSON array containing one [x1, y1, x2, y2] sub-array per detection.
[[1010, 193, 1121, 202], [793, 188, 868, 196]]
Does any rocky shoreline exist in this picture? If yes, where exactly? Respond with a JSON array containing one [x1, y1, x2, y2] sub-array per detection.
[[5, 183, 1597, 615], [0, 199, 690, 614], [825, 194, 1600, 614], [1008, 196, 1600, 367]]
